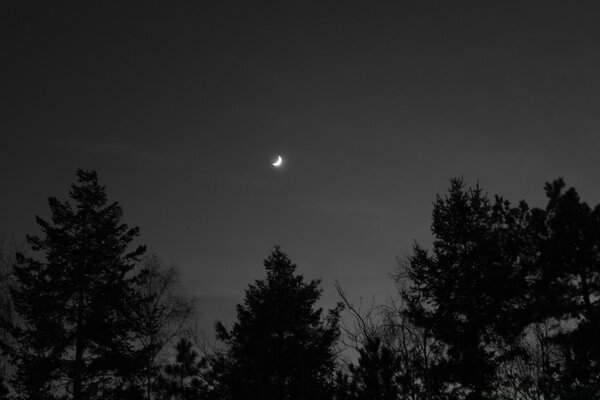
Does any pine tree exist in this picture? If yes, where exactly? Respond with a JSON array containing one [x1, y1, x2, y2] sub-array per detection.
[[403, 178, 533, 399], [154, 338, 205, 400], [11, 169, 146, 399], [346, 336, 402, 400], [213, 246, 342, 400], [529, 179, 600, 397]]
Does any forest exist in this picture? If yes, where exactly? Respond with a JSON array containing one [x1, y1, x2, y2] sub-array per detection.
[[1, 169, 599, 400]]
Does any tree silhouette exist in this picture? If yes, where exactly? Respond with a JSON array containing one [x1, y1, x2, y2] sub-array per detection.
[[10, 167, 600, 399], [0, 238, 15, 398], [212, 246, 342, 400], [154, 338, 205, 400], [134, 255, 196, 400], [11, 169, 146, 399], [347, 336, 402, 400], [528, 179, 600, 397], [336, 279, 447, 399], [403, 178, 533, 399]]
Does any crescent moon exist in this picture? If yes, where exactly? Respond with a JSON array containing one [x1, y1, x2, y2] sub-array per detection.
[[272, 155, 282, 167]]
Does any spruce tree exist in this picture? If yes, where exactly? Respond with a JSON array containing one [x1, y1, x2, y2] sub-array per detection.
[[11, 169, 146, 399], [213, 246, 342, 400]]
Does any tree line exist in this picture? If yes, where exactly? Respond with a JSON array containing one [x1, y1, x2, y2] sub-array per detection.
[[1, 169, 599, 399]]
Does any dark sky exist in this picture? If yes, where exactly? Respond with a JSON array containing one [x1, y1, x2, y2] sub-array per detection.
[[3, 2, 600, 336]]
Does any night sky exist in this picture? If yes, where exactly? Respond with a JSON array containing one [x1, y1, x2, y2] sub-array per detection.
[[3, 2, 600, 336]]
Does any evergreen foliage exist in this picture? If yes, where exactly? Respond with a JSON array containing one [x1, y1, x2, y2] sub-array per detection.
[[347, 336, 402, 400], [0, 240, 14, 399], [6, 168, 600, 399], [212, 246, 342, 400], [154, 338, 205, 400], [528, 179, 600, 397], [11, 169, 146, 399], [403, 178, 534, 399]]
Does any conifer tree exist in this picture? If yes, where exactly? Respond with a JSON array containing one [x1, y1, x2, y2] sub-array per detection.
[[403, 178, 533, 399], [154, 338, 205, 400], [529, 179, 600, 397], [213, 246, 342, 400], [11, 169, 146, 399], [346, 336, 402, 400]]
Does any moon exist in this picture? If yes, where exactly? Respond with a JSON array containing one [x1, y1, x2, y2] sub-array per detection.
[[272, 155, 283, 167]]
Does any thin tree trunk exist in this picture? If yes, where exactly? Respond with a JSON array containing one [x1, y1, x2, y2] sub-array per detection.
[[74, 292, 84, 400]]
